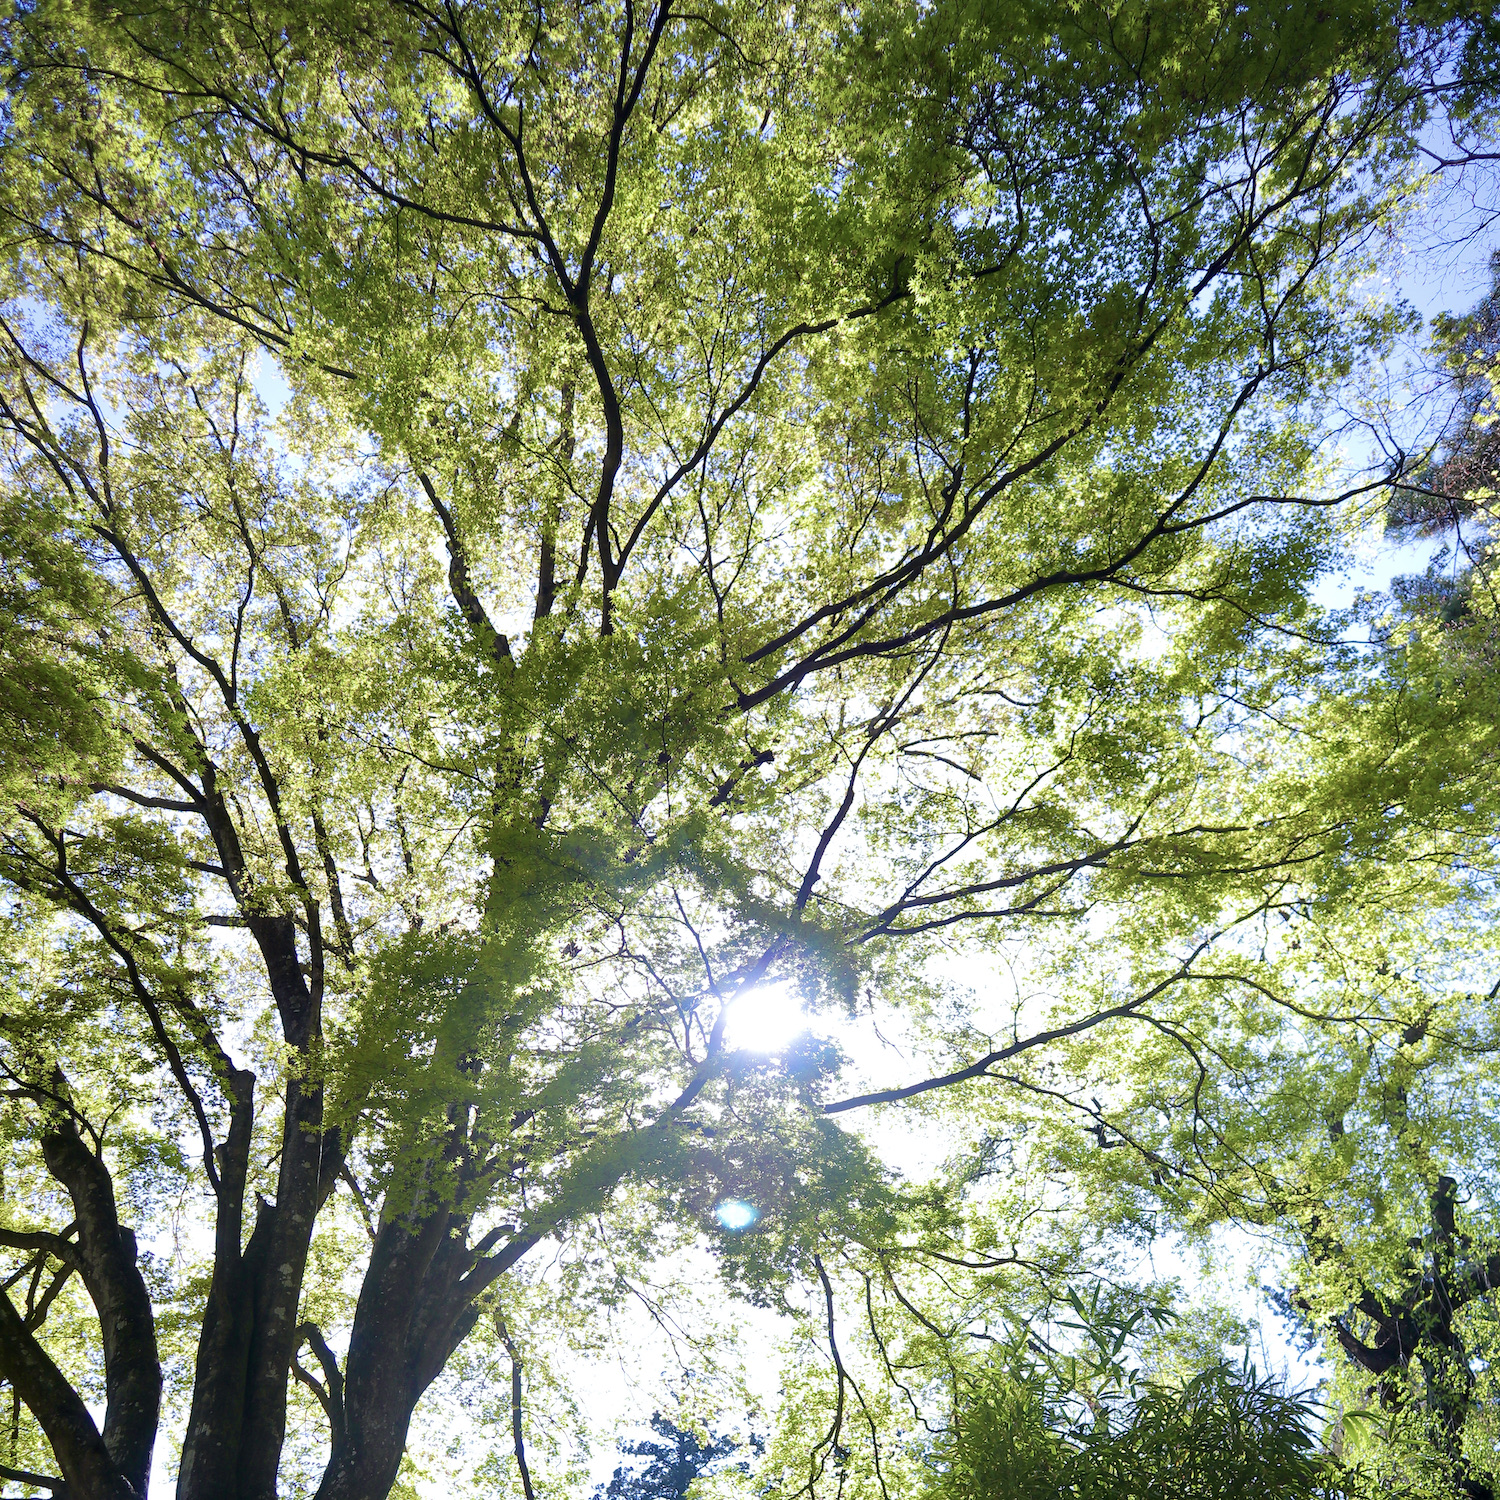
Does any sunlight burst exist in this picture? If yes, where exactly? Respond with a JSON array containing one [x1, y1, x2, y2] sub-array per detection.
[[721, 980, 807, 1054]]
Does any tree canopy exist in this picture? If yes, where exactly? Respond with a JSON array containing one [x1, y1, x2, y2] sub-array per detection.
[[0, 1, 1497, 1498]]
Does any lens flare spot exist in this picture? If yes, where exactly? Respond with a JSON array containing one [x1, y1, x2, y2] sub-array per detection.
[[714, 1199, 759, 1231]]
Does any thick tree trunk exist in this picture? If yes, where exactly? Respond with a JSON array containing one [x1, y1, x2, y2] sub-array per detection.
[[39, 1122, 161, 1497], [239, 1073, 331, 1499], [177, 1031, 338, 1500], [0, 1112, 159, 1500], [176, 1201, 275, 1500], [0, 1287, 141, 1500], [312, 1205, 481, 1500]]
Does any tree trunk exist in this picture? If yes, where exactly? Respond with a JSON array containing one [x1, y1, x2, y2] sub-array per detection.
[[177, 1052, 338, 1500], [313, 1203, 481, 1500], [39, 1122, 161, 1497]]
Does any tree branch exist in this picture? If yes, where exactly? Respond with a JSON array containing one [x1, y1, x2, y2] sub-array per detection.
[[823, 940, 1221, 1113], [0, 1282, 134, 1500], [416, 470, 513, 666], [0, 1463, 64, 1493], [495, 1315, 536, 1500]]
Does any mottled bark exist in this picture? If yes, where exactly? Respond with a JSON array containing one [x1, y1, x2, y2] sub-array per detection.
[[177, 1059, 341, 1500], [39, 1120, 161, 1497], [311, 1181, 540, 1500], [0, 1282, 139, 1500]]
